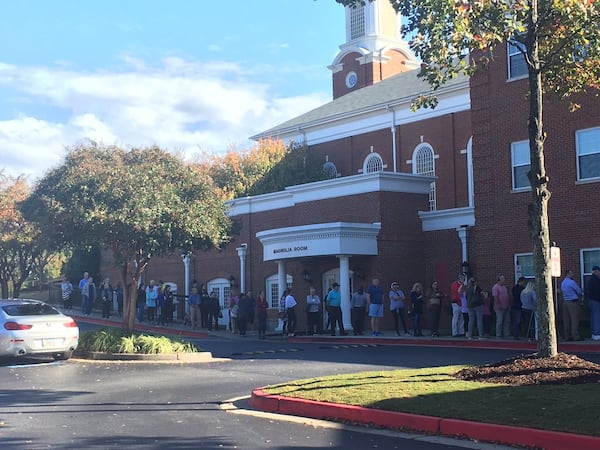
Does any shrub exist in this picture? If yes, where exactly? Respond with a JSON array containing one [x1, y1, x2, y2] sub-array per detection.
[[78, 328, 199, 354]]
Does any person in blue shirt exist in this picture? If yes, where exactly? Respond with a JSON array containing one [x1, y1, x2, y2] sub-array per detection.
[[367, 278, 384, 336], [560, 269, 583, 341], [326, 283, 346, 336]]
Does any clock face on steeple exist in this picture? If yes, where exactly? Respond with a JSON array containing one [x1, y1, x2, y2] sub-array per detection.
[[345, 71, 358, 89]]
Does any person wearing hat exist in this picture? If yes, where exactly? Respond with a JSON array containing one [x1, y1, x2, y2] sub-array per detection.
[[560, 269, 583, 341], [587, 265, 600, 341], [326, 283, 346, 336]]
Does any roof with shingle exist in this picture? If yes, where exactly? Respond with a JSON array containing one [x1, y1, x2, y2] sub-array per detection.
[[252, 69, 469, 140]]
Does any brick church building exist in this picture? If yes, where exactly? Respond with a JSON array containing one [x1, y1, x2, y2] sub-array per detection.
[[112, 1, 599, 332]]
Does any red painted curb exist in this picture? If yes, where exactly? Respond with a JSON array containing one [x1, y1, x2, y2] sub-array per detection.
[[440, 418, 600, 450], [250, 389, 600, 449]]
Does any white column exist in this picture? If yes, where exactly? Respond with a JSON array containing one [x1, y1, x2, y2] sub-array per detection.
[[182, 254, 191, 314], [276, 260, 286, 331], [338, 255, 352, 330], [236, 244, 248, 293]]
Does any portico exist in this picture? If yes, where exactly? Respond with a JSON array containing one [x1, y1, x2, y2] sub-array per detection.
[[257, 222, 381, 329]]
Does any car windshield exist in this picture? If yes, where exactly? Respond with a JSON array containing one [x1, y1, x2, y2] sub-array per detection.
[[2, 303, 60, 316]]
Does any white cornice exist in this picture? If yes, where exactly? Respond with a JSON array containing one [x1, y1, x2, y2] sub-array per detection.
[[418, 206, 475, 232], [227, 171, 435, 216]]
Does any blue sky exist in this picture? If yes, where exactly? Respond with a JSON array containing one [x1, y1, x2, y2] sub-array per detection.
[[0, 0, 345, 180]]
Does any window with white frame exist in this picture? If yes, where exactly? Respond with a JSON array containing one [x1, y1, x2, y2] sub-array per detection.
[[266, 275, 292, 309], [323, 161, 338, 179], [582, 248, 600, 292], [364, 153, 383, 173], [515, 253, 534, 280], [576, 127, 600, 181], [412, 143, 436, 211], [350, 5, 365, 40], [511, 140, 531, 190], [507, 39, 528, 79]]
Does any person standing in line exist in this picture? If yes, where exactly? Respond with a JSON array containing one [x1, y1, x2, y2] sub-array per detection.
[[200, 287, 211, 328], [207, 291, 221, 331], [511, 277, 526, 339], [237, 292, 253, 336], [79, 271, 90, 315], [560, 269, 583, 341], [587, 266, 600, 341], [450, 275, 465, 337], [99, 277, 113, 319], [284, 288, 298, 337], [145, 280, 158, 324], [188, 287, 200, 329], [255, 290, 268, 339], [326, 283, 346, 336], [156, 286, 168, 326], [228, 289, 240, 334], [306, 287, 321, 335], [351, 285, 368, 336], [367, 278, 384, 336], [61, 276, 73, 311], [409, 282, 424, 336], [520, 280, 538, 340], [465, 277, 484, 339], [86, 276, 97, 315], [427, 281, 445, 338], [278, 289, 288, 336], [389, 282, 408, 336], [492, 274, 511, 338]]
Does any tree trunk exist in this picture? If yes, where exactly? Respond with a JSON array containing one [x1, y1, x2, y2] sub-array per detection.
[[527, 1, 557, 357]]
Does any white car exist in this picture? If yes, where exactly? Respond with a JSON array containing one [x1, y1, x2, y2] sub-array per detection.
[[0, 299, 79, 360]]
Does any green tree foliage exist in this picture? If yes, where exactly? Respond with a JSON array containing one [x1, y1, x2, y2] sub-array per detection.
[[61, 246, 101, 287], [337, 0, 600, 357], [0, 174, 58, 298], [21, 144, 231, 332], [197, 139, 327, 199]]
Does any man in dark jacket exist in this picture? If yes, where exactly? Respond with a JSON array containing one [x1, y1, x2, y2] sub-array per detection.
[[588, 266, 600, 341]]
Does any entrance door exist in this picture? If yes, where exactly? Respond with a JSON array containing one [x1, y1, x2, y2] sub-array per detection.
[[207, 278, 231, 327]]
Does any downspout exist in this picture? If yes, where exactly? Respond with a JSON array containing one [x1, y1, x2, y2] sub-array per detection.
[[386, 104, 397, 172]]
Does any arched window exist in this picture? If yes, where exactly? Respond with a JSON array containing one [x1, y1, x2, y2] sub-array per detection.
[[412, 143, 436, 211], [363, 153, 384, 174], [323, 161, 338, 179]]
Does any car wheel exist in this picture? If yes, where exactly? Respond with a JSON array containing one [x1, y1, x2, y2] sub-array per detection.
[[53, 351, 72, 361]]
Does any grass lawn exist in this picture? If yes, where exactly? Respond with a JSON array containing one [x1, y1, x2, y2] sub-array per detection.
[[262, 366, 600, 436]]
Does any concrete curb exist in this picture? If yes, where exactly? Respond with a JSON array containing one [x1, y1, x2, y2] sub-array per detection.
[[77, 350, 214, 362], [249, 388, 600, 450]]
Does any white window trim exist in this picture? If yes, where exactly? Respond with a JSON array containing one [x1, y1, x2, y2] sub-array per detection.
[[511, 140, 531, 192], [575, 126, 600, 183], [514, 252, 534, 280], [361, 152, 386, 174], [323, 161, 339, 179], [412, 143, 436, 211], [507, 39, 528, 81]]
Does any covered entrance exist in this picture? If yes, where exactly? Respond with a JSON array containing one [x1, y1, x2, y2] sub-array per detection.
[[257, 222, 380, 330]]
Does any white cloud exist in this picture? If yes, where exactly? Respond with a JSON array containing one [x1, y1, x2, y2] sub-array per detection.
[[0, 57, 330, 180]]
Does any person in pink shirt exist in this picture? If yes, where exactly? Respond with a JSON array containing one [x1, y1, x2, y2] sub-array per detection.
[[492, 274, 511, 338]]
